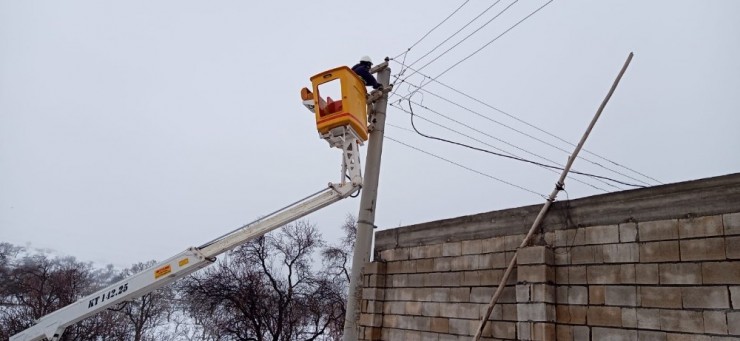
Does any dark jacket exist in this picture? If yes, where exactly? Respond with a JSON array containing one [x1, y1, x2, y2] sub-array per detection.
[[351, 61, 382, 89]]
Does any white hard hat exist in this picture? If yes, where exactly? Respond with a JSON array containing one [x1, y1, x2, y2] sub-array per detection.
[[360, 55, 373, 64]]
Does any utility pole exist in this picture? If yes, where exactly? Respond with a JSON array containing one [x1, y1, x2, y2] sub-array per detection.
[[343, 59, 391, 341], [472, 52, 634, 340]]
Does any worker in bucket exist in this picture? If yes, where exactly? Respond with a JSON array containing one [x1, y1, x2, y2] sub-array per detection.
[[351, 56, 382, 90]]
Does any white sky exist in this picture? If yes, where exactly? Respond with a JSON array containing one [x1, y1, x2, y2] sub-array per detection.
[[1, 1, 739, 268]]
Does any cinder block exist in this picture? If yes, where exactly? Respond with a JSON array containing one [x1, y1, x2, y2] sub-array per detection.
[[450, 287, 470, 302], [635, 264, 659, 284], [556, 325, 573, 341], [505, 234, 526, 251], [461, 239, 483, 255], [728, 311, 740, 335], [434, 258, 452, 272], [406, 301, 422, 315], [408, 273, 424, 287], [679, 215, 724, 238], [479, 269, 504, 286], [604, 285, 637, 306], [636, 308, 661, 330], [382, 248, 410, 261], [724, 212, 740, 235], [620, 222, 638, 242], [659, 310, 703, 333], [620, 264, 636, 284], [392, 274, 408, 287], [518, 246, 554, 265], [584, 225, 620, 245], [481, 236, 507, 253], [517, 303, 555, 322], [702, 261, 740, 284], [682, 286, 730, 309], [554, 248, 571, 265], [569, 266, 587, 284], [503, 303, 518, 321], [438, 303, 457, 318], [556, 266, 569, 284], [726, 236, 740, 259], [454, 303, 479, 319], [387, 260, 416, 274], [448, 318, 476, 336], [587, 265, 620, 284], [359, 313, 383, 327], [703, 311, 728, 335], [409, 244, 443, 259], [589, 285, 605, 305], [586, 306, 622, 327], [461, 271, 480, 286], [415, 259, 435, 273], [666, 334, 711, 341], [572, 326, 589, 341], [518, 283, 555, 303], [419, 332, 438, 341], [489, 321, 516, 339], [385, 301, 405, 315], [382, 315, 398, 328], [545, 232, 555, 247], [518, 264, 555, 283], [568, 286, 588, 305], [680, 237, 726, 261], [442, 242, 462, 257], [659, 263, 701, 285], [603, 243, 639, 263], [480, 252, 506, 269], [639, 287, 682, 308], [640, 241, 680, 262], [730, 286, 740, 309], [364, 262, 387, 275], [362, 288, 386, 301], [451, 255, 479, 271], [532, 322, 556, 341], [592, 327, 637, 340], [570, 245, 603, 264], [421, 302, 440, 316], [638, 330, 667, 341], [622, 307, 637, 328], [639, 219, 679, 241]]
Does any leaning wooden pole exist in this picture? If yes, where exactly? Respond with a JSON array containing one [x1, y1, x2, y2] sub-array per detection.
[[472, 52, 634, 340]]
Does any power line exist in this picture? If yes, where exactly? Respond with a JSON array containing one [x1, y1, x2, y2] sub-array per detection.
[[420, 0, 554, 87], [400, 0, 516, 82], [389, 101, 614, 192], [385, 134, 546, 199], [403, 98, 646, 188], [389, 60, 661, 187], [392, 0, 471, 60]]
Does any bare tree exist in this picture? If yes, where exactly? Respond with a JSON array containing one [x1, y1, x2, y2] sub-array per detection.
[[181, 220, 349, 341], [109, 261, 177, 341], [0, 247, 118, 340]]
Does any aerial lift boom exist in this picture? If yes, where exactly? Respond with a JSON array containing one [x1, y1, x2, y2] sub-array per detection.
[[11, 65, 374, 341]]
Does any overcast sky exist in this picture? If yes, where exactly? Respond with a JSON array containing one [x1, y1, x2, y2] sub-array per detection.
[[2, 1, 739, 268]]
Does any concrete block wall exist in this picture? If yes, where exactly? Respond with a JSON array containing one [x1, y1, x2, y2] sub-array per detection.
[[357, 173, 740, 340]]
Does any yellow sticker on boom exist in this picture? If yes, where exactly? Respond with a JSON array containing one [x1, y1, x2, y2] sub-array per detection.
[[154, 265, 172, 279], [178, 258, 189, 267]]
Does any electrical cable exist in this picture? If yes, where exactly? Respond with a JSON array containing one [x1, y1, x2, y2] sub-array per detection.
[[391, 0, 472, 61], [389, 60, 660, 187], [422, 0, 554, 87], [385, 134, 546, 199], [389, 101, 613, 192], [400, 0, 518, 85], [403, 1, 503, 71], [404, 98, 646, 188]]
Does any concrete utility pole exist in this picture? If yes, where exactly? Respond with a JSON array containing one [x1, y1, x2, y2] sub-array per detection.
[[472, 52, 634, 340], [343, 60, 391, 341]]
